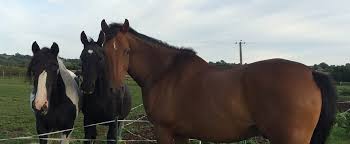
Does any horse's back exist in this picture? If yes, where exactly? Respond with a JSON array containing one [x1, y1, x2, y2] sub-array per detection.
[[243, 58, 322, 143]]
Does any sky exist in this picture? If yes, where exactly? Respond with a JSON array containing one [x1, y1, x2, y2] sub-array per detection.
[[0, 0, 349, 65]]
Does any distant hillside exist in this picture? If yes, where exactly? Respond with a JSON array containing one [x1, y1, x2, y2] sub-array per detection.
[[0, 53, 32, 67], [0, 53, 80, 70]]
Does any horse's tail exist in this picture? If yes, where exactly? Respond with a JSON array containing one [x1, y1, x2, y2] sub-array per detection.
[[310, 71, 337, 144]]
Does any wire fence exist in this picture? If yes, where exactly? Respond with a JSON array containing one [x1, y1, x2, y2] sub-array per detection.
[[0, 103, 203, 143]]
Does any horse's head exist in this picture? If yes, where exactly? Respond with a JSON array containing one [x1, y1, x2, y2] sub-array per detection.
[[101, 19, 131, 91], [79, 31, 105, 94], [27, 41, 60, 115]]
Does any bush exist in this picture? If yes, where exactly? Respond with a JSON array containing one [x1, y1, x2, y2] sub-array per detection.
[[335, 111, 350, 134]]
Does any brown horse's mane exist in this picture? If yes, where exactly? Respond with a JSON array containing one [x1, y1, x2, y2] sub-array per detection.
[[107, 23, 200, 85], [107, 23, 197, 55]]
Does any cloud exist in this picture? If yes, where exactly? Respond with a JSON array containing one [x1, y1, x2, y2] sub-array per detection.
[[0, 0, 349, 65]]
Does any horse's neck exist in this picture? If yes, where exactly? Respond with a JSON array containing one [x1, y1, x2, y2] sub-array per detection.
[[126, 34, 208, 114], [127, 35, 176, 87]]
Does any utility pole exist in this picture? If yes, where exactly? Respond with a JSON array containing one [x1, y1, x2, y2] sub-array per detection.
[[235, 40, 246, 65]]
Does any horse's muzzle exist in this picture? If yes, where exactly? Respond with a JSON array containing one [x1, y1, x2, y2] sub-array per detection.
[[33, 100, 49, 115], [40, 104, 48, 115]]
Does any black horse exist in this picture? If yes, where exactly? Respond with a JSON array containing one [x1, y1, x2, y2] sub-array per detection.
[[80, 31, 132, 144], [27, 41, 80, 144]]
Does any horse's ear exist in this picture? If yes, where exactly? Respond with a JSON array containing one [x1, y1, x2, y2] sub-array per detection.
[[80, 31, 88, 45], [50, 42, 59, 56], [121, 19, 129, 33], [97, 30, 105, 46], [32, 41, 40, 54], [101, 19, 109, 33]]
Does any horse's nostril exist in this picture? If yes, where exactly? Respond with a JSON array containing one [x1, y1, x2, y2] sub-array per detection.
[[41, 104, 48, 115]]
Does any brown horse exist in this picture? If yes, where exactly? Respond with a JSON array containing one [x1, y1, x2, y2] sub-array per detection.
[[100, 19, 337, 144]]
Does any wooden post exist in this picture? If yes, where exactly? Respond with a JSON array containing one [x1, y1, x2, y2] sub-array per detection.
[[235, 40, 246, 65]]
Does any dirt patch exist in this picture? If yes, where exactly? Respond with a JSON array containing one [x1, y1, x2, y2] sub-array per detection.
[[121, 114, 155, 144]]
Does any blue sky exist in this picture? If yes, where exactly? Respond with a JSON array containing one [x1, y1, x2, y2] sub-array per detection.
[[0, 0, 349, 65]]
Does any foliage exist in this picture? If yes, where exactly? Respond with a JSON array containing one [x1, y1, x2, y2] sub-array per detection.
[[337, 86, 350, 97], [0, 53, 81, 76], [62, 58, 81, 70], [313, 62, 350, 82], [335, 111, 350, 133], [0, 53, 32, 67], [208, 60, 241, 69]]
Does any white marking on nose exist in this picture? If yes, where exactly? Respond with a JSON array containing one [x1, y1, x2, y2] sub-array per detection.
[[88, 49, 93, 54], [34, 70, 48, 111], [113, 41, 118, 50]]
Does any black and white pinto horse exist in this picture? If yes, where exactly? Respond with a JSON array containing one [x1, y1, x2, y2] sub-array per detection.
[[80, 31, 132, 144], [27, 41, 80, 144]]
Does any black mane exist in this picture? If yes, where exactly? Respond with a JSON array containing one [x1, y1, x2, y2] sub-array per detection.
[[107, 23, 197, 56]]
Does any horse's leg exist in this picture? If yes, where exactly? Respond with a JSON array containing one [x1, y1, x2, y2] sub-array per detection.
[[107, 122, 117, 144], [155, 126, 174, 144], [174, 136, 189, 144], [36, 119, 48, 144], [84, 118, 97, 144], [117, 120, 124, 140]]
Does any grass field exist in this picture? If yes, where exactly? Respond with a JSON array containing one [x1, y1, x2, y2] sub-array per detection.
[[0, 77, 349, 144], [0, 77, 146, 144]]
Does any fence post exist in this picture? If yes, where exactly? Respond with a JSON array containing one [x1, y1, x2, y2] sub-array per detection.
[[116, 117, 119, 144]]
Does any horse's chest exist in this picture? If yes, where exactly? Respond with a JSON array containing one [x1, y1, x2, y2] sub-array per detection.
[[145, 82, 182, 123], [82, 97, 116, 120], [37, 103, 76, 129]]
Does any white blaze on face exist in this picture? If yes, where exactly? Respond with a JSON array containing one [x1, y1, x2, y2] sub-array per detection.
[[34, 70, 48, 111]]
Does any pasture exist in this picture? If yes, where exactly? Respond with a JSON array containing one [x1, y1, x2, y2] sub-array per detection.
[[0, 77, 349, 144]]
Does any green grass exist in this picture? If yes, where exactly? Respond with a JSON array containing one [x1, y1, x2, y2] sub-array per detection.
[[337, 84, 350, 102], [327, 126, 350, 144], [337, 85, 350, 98], [0, 77, 349, 143], [0, 77, 145, 144]]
